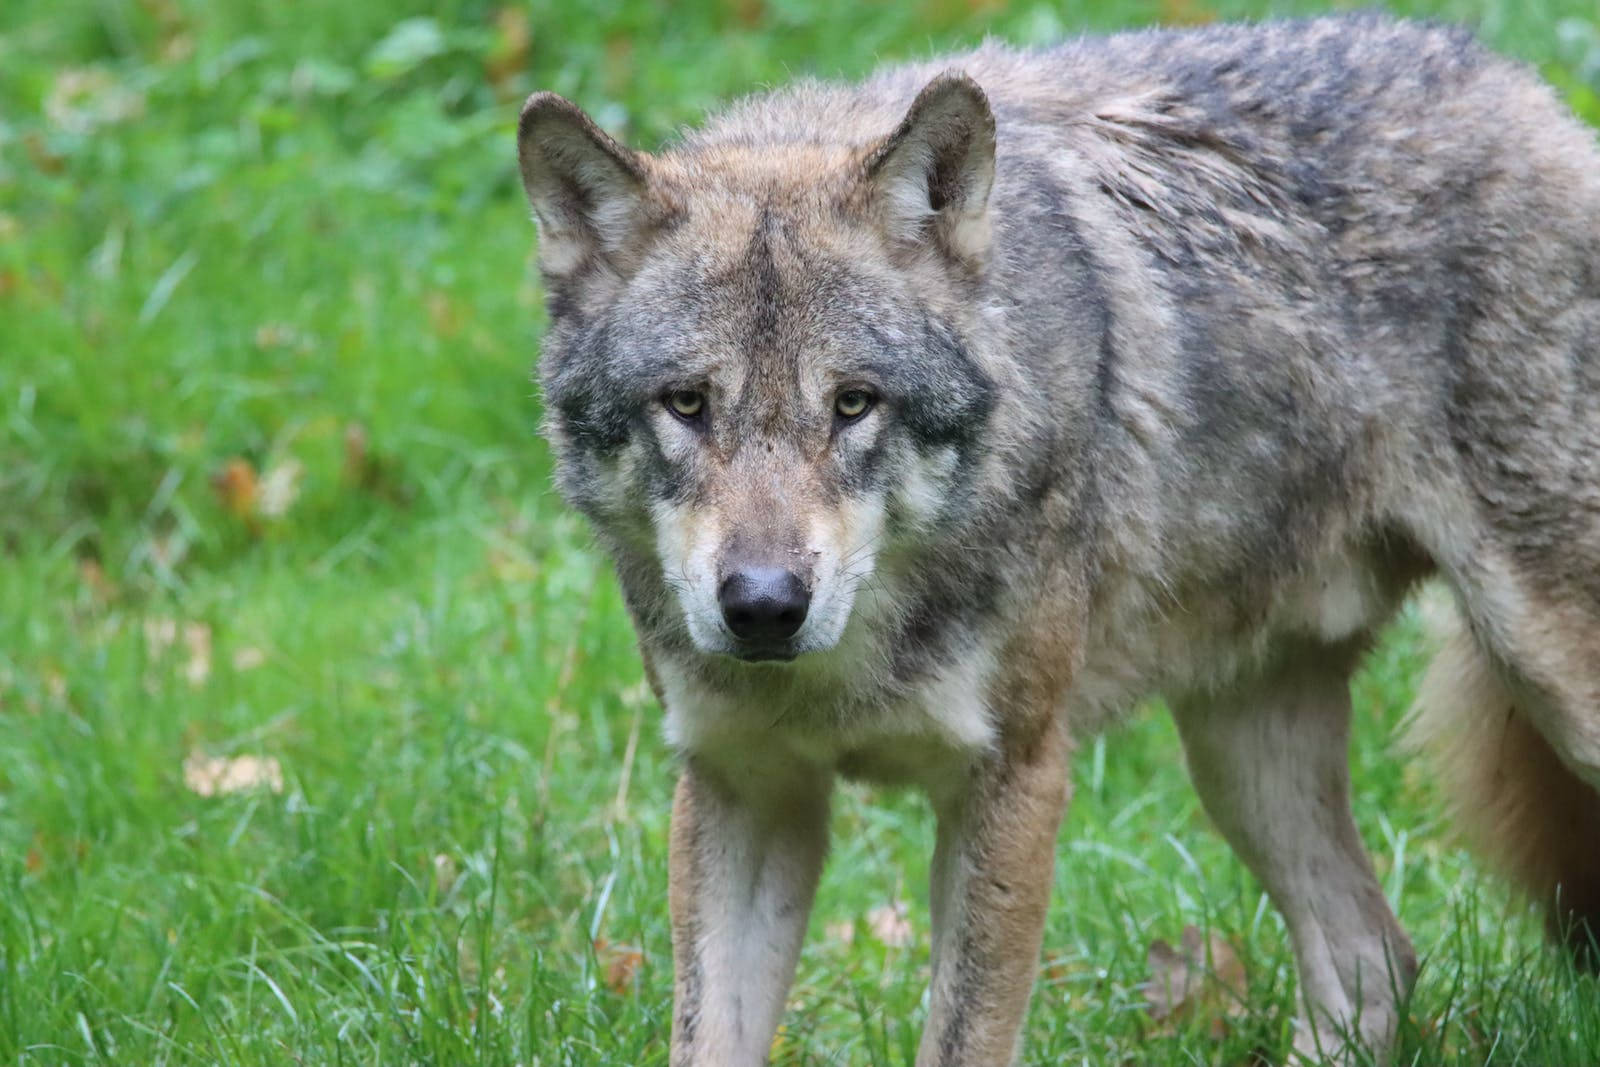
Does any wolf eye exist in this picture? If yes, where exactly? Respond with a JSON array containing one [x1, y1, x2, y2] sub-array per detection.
[[835, 389, 874, 421], [666, 389, 705, 421]]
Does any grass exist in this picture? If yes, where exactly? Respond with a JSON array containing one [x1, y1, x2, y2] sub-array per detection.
[[3, 0, 1599, 1063]]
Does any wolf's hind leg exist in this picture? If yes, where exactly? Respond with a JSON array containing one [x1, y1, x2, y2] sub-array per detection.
[[1172, 647, 1416, 1062]]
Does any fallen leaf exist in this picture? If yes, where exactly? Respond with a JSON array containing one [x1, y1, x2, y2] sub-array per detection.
[[1144, 925, 1248, 1039], [257, 459, 303, 519], [867, 903, 914, 948], [22, 133, 64, 174], [182, 752, 284, 797], [212, 458, 259, 519], [594, 937, 644, 994], [727, 0, 764, 28]]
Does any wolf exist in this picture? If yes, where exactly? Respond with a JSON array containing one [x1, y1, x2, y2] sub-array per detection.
[[514, 12, 1600, 1064]]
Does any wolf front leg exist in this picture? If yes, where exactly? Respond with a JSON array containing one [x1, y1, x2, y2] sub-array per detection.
[[668, 754, 831, 1067], [919, 717, 1072, 1067]]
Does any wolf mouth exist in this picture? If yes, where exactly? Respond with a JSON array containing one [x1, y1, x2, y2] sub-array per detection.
[[725, 643, 801, 664]]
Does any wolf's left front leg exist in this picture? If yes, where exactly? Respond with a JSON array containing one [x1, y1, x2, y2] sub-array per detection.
[[919, 717, 1072, 1067], [668, 753, 831, 1067]]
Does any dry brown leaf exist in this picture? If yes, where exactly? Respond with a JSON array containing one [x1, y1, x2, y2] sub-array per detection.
[[1144, 925, 1247, 1040], [23, 132, 65, 173], [594, 937, 644, 994], [182, 752, 284, 797], [212, 458, 258, 519], [726, 0, 765, 28], [867, 903, 914, 948]]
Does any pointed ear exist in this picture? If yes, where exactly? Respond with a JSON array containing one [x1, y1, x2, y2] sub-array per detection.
[[517, 92, 654, 279], [864, 74, 996, 266]]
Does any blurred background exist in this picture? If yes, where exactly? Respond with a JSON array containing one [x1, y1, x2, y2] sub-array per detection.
[[2, 1, 1598, 1063]]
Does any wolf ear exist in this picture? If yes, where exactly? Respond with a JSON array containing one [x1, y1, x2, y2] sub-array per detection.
[[517, 92, 653, 278], [865, 74, 996, 266]]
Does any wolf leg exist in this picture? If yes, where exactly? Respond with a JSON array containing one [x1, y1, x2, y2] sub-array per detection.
[[1172, 649, 1416, 1062], [918, 719, 1071, 1067], [668, 755, 831, 1067]]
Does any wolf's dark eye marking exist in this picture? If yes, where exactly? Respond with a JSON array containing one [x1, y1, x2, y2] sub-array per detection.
[[835, 389, 874, 422], [666, 389, 706, 421]]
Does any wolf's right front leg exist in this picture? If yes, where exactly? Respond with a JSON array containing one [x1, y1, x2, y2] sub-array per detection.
[[668, 755, 831, 1067]]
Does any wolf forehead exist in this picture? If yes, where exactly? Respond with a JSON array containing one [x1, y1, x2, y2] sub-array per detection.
[[538, 191, 998, 457]]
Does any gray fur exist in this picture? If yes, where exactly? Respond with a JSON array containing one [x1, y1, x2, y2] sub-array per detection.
[[517, 13, 1600, 1064]]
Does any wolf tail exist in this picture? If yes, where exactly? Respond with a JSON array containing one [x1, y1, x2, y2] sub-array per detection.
[[1407, 592, 1600, 970]]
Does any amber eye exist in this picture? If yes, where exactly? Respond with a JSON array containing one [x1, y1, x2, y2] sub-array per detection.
[[666, 389, 705, 420], [835, 389, 874, 421]]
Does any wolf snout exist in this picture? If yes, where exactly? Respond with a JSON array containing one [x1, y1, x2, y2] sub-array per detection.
[[718, 566, 811, 645]]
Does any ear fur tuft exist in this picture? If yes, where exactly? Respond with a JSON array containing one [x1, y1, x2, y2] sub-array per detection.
[[865, 74, 997, 265], [517, 93, 651, 277]]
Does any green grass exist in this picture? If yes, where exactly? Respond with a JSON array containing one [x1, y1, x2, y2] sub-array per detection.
[[3, 0, 1599, 1063]]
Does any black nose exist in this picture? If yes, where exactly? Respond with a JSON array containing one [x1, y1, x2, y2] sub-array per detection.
[[718, 567, 811, 644]]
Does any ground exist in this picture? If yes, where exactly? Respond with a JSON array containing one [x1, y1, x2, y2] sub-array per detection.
[[3, 0, 1600, 1063]]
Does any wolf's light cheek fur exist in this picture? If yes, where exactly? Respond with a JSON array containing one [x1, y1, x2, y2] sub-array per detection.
[[517, 13, 1600, 1066]]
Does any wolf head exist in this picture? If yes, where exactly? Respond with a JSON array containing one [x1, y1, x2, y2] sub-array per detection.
[[517, 76, 999, 664]]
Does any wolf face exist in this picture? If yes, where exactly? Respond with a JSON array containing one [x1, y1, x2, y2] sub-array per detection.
[[518, 79, 999, 663]]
